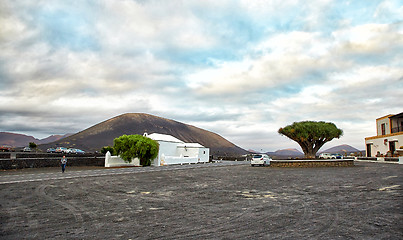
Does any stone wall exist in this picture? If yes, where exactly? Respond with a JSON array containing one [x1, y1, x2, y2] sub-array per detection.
[[270, 159, 354, 168], [0, 156, 105, 170]]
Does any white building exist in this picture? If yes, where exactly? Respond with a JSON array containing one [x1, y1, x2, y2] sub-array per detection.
[[365, 112, 403, 157], [105, 133, 210, 167], [147, 133, 210, 166]]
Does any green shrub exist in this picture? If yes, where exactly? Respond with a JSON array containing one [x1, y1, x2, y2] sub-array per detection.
[[101, 146, 115, 155], [113, 134, 159, 166]]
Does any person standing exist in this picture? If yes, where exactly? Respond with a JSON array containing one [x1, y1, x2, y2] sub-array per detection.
[[61, 155, 67, 173]]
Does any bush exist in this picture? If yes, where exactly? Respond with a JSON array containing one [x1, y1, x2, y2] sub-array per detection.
[[113, 135, 159, 166], [101, 146, 115, 155]]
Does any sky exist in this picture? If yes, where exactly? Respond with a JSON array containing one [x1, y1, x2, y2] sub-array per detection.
[[1, 0, 402, 152]]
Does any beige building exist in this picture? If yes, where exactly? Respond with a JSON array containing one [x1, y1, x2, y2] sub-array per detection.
[[365, 112, 403, 157]]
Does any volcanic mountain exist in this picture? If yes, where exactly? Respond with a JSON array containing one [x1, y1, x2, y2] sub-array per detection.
[[0, 132, 71, 147], [320, 144, 361, 154], [39, 113, 247, 156], [273, 148, 304, 156]]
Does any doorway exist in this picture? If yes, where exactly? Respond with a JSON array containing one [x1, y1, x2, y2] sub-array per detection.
[[366, 144, 372, 157], [389, 141, 396, 154]]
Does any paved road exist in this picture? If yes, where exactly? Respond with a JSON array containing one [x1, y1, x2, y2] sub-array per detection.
[[0, 161, 248, 184]]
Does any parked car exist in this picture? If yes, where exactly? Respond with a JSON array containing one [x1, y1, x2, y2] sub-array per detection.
[[23, 147, 32, 152], [55, 147, 67, 153], [0, 145, 12, 152], [251, 154, 272, 166], [47, 148, 56, 153], [319, 153, 333, 159], [65, 148, 74, 154], [319, 153, 343, 159], [332, 153, 343, 159], [72, 148, 85, 154], [67, 148, 84, 154]]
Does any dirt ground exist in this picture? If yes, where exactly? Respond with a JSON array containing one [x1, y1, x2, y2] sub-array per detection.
[[1, 162, 402, 239]]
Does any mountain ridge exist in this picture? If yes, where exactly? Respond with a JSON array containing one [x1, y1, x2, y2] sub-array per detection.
[[38, 113, 247, 156], [0, 132, 71, 147]]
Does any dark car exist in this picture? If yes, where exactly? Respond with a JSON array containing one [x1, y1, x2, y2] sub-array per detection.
[[332, 154, 343, 159]]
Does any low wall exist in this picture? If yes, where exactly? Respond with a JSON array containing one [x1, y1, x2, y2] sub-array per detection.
[[270, 159, 354, 168], [0, 156, 105, 170], [0, 153, 11, 159], [105, 152, 140, 167]]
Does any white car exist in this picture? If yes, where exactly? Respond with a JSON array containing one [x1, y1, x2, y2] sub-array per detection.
[[251, 154, 272, 166], [55, 147, 68, 153], [319, 153, 335, 159], [23, 147, 31, 152]]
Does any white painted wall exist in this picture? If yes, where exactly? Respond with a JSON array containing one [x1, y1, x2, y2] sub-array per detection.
[[153, 141, 181, 166], [105, 151, 140, 167], [377, 118, 391, 135], [366, 134, 403, 157], [198, 148, 210, 163], [155, 145, 209, 166]]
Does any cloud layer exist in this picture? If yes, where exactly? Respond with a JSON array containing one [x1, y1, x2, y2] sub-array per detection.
[[1, 0, 402, 151]]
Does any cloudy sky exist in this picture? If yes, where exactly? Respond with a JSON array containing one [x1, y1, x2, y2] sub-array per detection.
[[1, 0, 402, 152]]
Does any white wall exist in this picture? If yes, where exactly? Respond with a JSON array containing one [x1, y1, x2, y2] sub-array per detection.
[[155, 143, 210, 166], [177, 146, 199, 158], [162, 155, 199, 165], [153, 141, 180, 166], [105, 151, 140, 167], [366, 134, 403, 157], [198, 148, 209, 163], [377, 118, 391, 135]]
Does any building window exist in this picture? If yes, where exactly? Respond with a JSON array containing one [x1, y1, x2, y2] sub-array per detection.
[[381, 123, 386, 135]]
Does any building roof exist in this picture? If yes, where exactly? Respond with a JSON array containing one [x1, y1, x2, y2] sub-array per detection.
[[147, 133, 184, 143], [390, 112, 403, 119], [376, 114, 394, 120], [377, 112, 403, 120]]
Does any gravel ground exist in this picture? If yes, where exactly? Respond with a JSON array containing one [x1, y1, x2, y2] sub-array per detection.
[[1, 161, 402, 239]]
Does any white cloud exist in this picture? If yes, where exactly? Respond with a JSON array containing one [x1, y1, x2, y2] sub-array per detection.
[[1, 0, 402, 151]]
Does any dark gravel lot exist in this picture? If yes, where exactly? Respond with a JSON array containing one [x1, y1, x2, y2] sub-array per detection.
[[1, 162, 402, 239]]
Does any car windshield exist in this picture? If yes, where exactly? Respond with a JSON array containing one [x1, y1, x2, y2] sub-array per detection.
[[253, 155, 263, 158]]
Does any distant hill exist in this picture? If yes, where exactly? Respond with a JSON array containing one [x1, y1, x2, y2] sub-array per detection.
[[0, 132, 71, 147], [273, 148, 304, 156], [40, 134, 73, 144], [39, 113, 247, 156], [320, 144, 361, 154]]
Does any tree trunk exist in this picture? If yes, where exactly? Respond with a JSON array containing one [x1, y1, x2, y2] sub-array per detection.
[[299, 140, 321, 158], [304, 149, 317, 158]]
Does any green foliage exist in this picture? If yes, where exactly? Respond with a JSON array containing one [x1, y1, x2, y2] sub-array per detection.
[[29, 142, 37, 149], [101, 146, 115, 155], [113, 134, 159, 166], [278, 121, 343, 158]]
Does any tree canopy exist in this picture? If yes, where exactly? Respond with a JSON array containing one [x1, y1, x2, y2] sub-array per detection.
[[278, 121, 343, 158], [29, 142, 37, 150], [113, 134, 159, 166], [101, 146, 115, 155]]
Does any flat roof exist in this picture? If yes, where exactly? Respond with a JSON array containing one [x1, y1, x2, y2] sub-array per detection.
[[147, 133, 184, 143], [390, 112, 403, 119], [177, 143, 205, 148]]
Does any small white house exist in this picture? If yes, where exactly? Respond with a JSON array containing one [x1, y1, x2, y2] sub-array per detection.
[[146, 133, 210, 166], [105, 133, 210, 167]]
